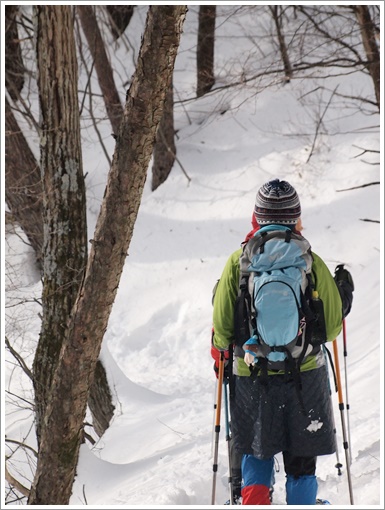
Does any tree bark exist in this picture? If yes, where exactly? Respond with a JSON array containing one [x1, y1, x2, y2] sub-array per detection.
[[77, 5, 123, 136], [354, 5, 380, 111], [197, 5, 216, 97], [151, 80, 176, 191], [28, 5, 187, 505], [32, 5, 88, 445], [5, 98, 43, 265]]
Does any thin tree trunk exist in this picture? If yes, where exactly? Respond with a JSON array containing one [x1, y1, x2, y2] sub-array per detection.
[[270, 5, 293, 83], [77, 5, 123, 135], [28, 5, 187, 504], [5, 98, 43, 265], [5, 5, 25, 100], [354, 5, 380, 111], [151, 80, 176, 191], [197, 5, 216, 97], [32, 5, 88, 445]]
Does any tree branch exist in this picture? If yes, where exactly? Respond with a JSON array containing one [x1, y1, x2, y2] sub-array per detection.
[[5, 463, 31, 497], [5, 438, 38, 457], [5, 336, 33, 381]]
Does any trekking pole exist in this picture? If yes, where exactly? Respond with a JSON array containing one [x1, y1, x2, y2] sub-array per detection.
[[223, 379, 234, 505], [211, 379, 218, 458], [211, 352, 225, 505], [342, 319, 352, 465], [332, 338, 354, 505], [322, 345, 343, 476]]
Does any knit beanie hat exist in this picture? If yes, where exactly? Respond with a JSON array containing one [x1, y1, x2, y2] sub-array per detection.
[[254, 178, 301, 226]]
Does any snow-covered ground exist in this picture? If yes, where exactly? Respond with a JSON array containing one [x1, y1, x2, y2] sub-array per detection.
[[3, 5, 382, 508]]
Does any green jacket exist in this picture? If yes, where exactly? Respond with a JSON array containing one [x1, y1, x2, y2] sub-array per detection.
[[212, 247, 343, 376]]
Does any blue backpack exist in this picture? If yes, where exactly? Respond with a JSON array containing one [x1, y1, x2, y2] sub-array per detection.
[[234, 225, 326, 372]]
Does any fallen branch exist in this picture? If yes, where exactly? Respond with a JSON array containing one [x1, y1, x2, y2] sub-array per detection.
[[360, 218, 380, 223], [336, 181, 380, 192]]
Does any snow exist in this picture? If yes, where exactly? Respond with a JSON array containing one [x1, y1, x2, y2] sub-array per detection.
[[3, 4, 383, 509]]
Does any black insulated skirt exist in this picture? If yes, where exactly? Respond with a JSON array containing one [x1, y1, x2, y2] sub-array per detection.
[[230, 365, 336, 460]]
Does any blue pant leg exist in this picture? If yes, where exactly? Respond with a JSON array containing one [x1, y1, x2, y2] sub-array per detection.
[[286, 474, 318, 505]]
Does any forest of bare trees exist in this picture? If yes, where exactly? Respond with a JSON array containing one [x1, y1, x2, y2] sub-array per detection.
[[4, 4, 380, 505]]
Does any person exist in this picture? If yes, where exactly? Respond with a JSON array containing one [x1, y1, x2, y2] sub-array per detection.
[[211, 178, 354, 505]]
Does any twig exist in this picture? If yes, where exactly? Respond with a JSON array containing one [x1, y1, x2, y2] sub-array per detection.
[[158, 127, 192, 186], [82, 485, 88, 505], [157, 418, 185, 437], [173, 84, 192, 125], [5, 463, 30, 497], [306, 85, 338, 163], [352, 145, 380, 157], [336, 181, 379, 192]]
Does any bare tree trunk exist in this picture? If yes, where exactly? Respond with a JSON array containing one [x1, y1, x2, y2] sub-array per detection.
[[32, 5, 88, 445], [106, 5, 135, 40], [354, 5, 380, 111], [5, 5, 25, 100], [5, 6, 42, 264], [77, 5, 123, 135], [28, 5, 187, 504], [151, 80, 176, 191], [197, 5, 216, 97], [269, 5, 293, 83], [5, 98, 43, 265]]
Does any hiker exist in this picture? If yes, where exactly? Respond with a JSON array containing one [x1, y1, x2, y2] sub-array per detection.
[[211, 178, 354, 505], [212, 211, 277, 504]]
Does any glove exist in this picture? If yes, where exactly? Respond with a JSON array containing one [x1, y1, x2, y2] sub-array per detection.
[[211, 344, 230, 379], [334, 264, 354, 291], [334, 264, 354, 317]]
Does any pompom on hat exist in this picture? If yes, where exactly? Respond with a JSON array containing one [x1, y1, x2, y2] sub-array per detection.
[[254, 178, 301, 226]]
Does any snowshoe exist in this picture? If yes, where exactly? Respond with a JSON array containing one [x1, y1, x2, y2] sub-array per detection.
[[224, 494, 242, 505]]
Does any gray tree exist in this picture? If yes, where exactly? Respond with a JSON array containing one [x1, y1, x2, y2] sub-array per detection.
[[197, 5, 216, 97], [77, 5, 123, 136]]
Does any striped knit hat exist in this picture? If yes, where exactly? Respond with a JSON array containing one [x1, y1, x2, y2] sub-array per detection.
[[254, 179, 301, 226]]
